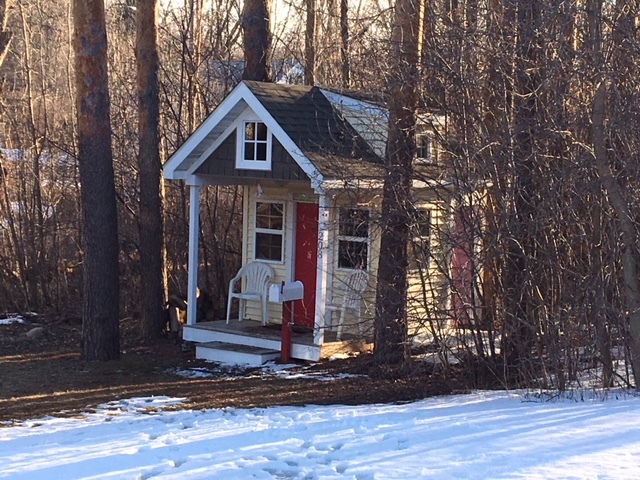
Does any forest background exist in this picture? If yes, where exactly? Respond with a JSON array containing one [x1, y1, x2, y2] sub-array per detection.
[[1, 0, 640, 391]]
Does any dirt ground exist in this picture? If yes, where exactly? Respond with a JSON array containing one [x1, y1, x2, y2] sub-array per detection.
[[0, 314, 453, 426]]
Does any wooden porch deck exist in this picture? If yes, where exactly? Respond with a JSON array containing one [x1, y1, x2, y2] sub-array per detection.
[[183, 319, 372, 363]]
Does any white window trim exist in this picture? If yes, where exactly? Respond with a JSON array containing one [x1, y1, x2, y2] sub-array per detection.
[[415, 133, 434, 164], [336, 208, 370, 271], [236, 115, 273, 171], [254, 200, 285, 264]]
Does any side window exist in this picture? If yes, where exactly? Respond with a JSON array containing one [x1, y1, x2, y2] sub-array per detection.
[[255, 202, 284, 262], [416, 134, 432, 162], [237, 120, 271, 170], [409, 209, 431, 271], [337, 208, 369, 270], [415, 132, 438, 165]]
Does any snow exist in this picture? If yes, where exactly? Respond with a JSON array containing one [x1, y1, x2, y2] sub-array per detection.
[[0, 315, 25, 325], [2, 391, 640, 479], [172, 362, 365, 382]]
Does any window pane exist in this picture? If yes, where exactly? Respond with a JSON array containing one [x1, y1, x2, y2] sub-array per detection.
[[339, 208, 369, 238], [417, 134, 431, 159], [245, 122, 255, 140], [256, 122, 268, 141], [256, 143, 267, 161], [409, 239, 429, 271], [256, 232, 282, 261], [270, 204, 284, 229], [244, 143, 255, 161], [416, 210, 431, 237], [338, 240, 368, 269], [256, 202, 284, 230]]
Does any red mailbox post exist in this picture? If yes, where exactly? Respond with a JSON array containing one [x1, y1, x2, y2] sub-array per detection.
[[268, 281, 304, 363]]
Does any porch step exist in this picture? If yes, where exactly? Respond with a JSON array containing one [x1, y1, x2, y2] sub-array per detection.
[[195, 341, 280, 366], [183, 322, 322, 362]]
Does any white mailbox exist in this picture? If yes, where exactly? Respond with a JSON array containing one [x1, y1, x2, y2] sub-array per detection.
[[269, 281, 304, 303], [282, 281, 304, 301], [268, 284, 282, 303]]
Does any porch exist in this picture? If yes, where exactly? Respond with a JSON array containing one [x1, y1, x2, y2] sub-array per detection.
[[183, 319, 373, 365]]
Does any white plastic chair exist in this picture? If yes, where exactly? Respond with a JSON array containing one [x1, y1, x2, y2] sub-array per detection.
[[326, 269, 369, 340], [226, 262, 275, 325]]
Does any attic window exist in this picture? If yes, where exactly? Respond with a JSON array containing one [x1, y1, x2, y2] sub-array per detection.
[[236, 121, 272, 171]]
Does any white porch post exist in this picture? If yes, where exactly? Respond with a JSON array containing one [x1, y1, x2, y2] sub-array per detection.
[[314, 193, 331, 345], [187, 183, 201, 326]]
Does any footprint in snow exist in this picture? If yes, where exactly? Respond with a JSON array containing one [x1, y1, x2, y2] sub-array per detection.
[[167, 458, 186, 468], [335, 463, 348, 474]]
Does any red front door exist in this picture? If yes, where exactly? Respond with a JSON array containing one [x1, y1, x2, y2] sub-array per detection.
[[293, 203, 319, 327]]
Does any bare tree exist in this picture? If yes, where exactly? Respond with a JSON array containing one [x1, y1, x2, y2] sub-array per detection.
[[73, 0, 120, 360], [137, 0, 167, 339], [339, 0, 349, 88], [373, 0, 421, 366], [0, 0, 11, 67], [305, 0, 315, 85], [590, 0, 640, 388], [499, 0, 542, 380], [242, 0, 271, 81]]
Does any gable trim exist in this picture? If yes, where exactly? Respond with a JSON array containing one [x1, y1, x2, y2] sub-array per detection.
[[164, 82, 250, 180], [185, 107, 247, 177], [165, 81, 325, 191], [240, 89, 325, 191]]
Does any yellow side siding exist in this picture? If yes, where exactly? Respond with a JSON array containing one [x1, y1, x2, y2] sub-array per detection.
[[326, 192, 454, 339], [326, 194, 380, 339], [406, 200, 452, 336]]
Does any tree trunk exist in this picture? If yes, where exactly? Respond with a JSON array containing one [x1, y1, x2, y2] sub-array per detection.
[[305, 0, 315, 85], [592, 80, 640, 388], [136, 0, 166, 339], [373, 0, 420, 366], [73, 0, 120, 361], [0, 0, 11, 68], [500, 0, 541, 381], [339, 0, 349, 88], [242, 0, 271, 82]]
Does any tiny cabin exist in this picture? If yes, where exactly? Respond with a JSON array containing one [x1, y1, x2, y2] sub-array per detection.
[[163, 81, 477, 365]]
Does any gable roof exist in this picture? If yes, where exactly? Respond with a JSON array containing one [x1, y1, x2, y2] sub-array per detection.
[[163, 81, 387, 189]]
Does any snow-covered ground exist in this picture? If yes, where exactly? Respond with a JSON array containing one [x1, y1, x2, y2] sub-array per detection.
[[1, 391, 640, 479]]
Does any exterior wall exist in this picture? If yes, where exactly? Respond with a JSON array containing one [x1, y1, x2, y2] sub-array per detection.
[[236, 182, 459, 340], [240, 184, 319, 324], [326, 189, 455, 340], [325, 193, 381, 339], [195, 117, 308, 182], [406, 197, 452, 336]]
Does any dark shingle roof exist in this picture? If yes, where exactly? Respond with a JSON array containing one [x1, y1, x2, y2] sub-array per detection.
[[243, 81, 385, 180]]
